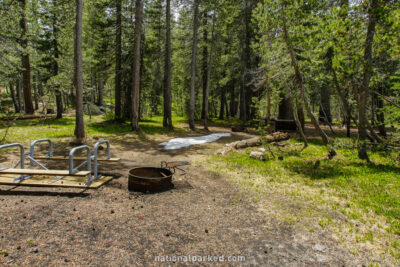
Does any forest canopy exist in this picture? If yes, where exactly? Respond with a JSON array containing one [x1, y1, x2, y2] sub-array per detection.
[[0, 0, 399, 159]]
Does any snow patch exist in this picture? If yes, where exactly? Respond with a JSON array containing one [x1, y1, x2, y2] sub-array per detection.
[[160, 133, 231, 150]]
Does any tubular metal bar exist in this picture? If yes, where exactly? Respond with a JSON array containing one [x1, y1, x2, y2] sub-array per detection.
[[28, 139, 64, 182], [29, 139, 53, 166], [0, 143, 25, 169], [69, 145, 92, 184], [92, 140, 110, 180], [26, 156, 49, 170]]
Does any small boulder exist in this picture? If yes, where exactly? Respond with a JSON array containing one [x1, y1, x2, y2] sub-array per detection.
[[83, 103, 102, 115], [250, 151, 266, 161]]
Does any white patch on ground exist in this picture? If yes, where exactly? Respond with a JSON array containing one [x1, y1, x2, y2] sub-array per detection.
[[160, 133, 231, 150]]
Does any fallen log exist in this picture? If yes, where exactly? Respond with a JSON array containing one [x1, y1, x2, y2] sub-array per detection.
[[217, 132, 290, 155]]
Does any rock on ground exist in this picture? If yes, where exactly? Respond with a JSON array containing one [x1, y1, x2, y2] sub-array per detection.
[[250, 151, 266, 161]]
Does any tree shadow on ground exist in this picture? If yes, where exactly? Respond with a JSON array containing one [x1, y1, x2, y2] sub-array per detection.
[[283, 158, 400, 180], [283, 160, 349, 179], [0, 188, 90, 198], [11, 117, 75, 128]]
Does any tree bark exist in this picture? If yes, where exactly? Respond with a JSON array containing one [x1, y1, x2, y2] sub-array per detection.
[[123, 84, 132, 120], [201, 12, 208, 120], [52, 4, 63, 119], [97, 79, 104, 107], [376, 86, 387, 136], [115, 0, 122, 121], [188, 0, 199, 130], [229, 80, 236, 117], [55, 91, 63, 119], [319, 84, 332, 124], [265, 71, 271, 123], [163, 0, 173, 128], [74, 0, 85, 143], [332, 67, 352, 137], [290, 95, 308, 148], [203, 10, 216, 130], [32, 75, 38, 110], [10, 81, 20, 113], [281, 10, 336, 157], [219, 87, 226, 120], [17, 77, 22, 112], [358, 0, 378, 160], [19, 0, 34, 115], [131, 0, 143, 131], [37, 72, 44, 97]]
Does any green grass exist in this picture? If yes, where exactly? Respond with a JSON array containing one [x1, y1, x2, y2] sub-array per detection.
[[1, 114, 188, 143], [206, 138, 400, 263]]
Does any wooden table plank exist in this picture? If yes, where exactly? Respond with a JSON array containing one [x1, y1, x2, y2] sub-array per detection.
[[0, 174, 113, 188], [0, 168, 90, 176], [35, 156, 121, 162]]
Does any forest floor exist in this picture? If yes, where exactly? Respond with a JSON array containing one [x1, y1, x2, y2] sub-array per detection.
[[0, 115, 399, 266]]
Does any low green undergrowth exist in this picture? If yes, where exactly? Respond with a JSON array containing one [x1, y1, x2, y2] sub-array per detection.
[[206, 138, 400, 264]]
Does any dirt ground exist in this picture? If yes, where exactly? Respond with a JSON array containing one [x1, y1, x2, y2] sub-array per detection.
[[0, 126, 371, 266]]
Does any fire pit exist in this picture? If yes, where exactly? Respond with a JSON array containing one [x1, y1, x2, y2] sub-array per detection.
[[128, 167, 173, 192]]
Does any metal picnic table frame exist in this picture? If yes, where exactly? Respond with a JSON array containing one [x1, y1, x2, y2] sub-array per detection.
[[0, 139, 117, 186]]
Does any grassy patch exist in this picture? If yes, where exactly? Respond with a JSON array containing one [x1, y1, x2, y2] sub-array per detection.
[[1, 114, 188, 143], [206, 138, 400, 264]]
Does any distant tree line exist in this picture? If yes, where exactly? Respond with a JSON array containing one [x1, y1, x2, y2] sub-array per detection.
[[0, 0, 398, 159]]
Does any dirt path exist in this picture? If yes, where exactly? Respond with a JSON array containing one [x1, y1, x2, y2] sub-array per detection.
[[0, 127, 367, 266]]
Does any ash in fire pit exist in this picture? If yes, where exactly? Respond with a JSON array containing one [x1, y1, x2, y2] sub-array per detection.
[[128, 167, 173, 193]]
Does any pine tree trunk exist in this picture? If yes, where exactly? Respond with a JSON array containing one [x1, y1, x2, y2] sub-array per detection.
[[219, 87, 226, 120], [131, 0, 143, 131], [281, 10, 336, 157], [358, 0, 378, 160], [139, 39, 144, 121], [97, 79, 104, 107], [123, 84, 132, 120], [38, 72, 44, 97], [16, 78, 22, 112], [55, 91, 63, 119], [376, 86, 387, 137], [289, 94, 308, 148], [240, 0, 253, 122], [230, 81, 237, 117], [32, 75, 38, 110], [319, 84, 332, 124], [163, 0, 173, 128], [201, 12, 208, 120], [74, 0, 85, 143], [115, 0, 122, 121], [332, 68, 352, 137], [203, 11, 216, 131], [265, 72, 271, 123], [52, 5, 63, 119], [10, 81, 20, 113], [188, 0, 199, 130], [19, 0, 34, 115]]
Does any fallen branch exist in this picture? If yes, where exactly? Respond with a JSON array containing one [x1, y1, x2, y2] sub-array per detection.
[[217, 132, 290, 155], [367, 142, 400, 152]]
